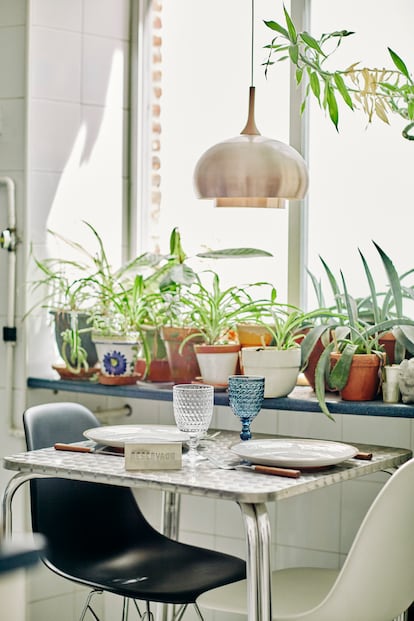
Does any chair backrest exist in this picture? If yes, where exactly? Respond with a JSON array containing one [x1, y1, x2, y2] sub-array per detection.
[[23, 402, 100, 450], [23, 403, 157, 566], [309, 457, 414, 621]]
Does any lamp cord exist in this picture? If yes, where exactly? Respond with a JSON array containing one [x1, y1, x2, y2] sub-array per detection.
[[250, 0, 255, 87]]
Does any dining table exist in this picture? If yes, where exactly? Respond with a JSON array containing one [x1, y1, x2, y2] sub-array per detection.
[[2, 430, 412, 621]]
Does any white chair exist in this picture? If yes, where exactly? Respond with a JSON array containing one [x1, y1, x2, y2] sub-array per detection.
[[198, 457, 414, 621]]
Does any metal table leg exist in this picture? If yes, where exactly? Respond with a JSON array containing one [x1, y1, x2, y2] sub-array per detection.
[[160, 491, 181, 621], [2, 472, 44, 538], [238, 502, 272, 621]]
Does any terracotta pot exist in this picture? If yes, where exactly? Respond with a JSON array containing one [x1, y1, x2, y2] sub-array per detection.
[[194, 343, 241, 386], [160, 326, 202, 384], [330, 352, 383, 401], [236, 323, 272, 347], [379, 331, 396, 365], [135, 358, 172, 383], [297, 329, 337, 392]]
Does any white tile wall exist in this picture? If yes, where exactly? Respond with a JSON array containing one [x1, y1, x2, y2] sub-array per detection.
[[0, 0, 131, 619], [84, 0, 130, 39], [30, 0, 82, 31], [30, 27, 82, 102], [0, 1, 26, 26], [0, 26, 25, 97]]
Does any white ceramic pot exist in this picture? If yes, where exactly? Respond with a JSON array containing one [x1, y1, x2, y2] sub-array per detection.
[[194, 343, 241, 386], [241, 346, 301, 398], [93, 334, 140, 384]]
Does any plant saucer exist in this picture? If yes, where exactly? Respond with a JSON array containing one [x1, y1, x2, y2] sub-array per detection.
[[192, 377, 228, 391], [52, 364, 100, 381]]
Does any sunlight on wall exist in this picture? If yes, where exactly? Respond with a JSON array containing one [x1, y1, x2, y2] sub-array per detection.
[[46, 49, 125, 270]]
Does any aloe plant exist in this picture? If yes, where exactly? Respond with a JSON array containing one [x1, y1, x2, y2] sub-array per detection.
[[307, 247, 414, 419]]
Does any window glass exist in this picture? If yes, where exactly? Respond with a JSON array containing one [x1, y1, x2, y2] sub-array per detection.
[[307, 0, 414, 306], [142, 0, 292, 298]]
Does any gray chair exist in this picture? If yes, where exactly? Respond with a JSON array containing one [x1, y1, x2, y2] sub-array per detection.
[[23, 402, 246, 621]]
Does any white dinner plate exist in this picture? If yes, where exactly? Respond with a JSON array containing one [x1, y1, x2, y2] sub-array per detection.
[[231, 438, 358, 468], [84, 424, 189, 448]]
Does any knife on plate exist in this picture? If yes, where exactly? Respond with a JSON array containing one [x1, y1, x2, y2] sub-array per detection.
[[54, 443, 123, 456], [239, 464, 302, 478]]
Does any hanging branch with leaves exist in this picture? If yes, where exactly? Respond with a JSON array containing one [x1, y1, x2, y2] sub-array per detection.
[[263, 6, 414, 140]]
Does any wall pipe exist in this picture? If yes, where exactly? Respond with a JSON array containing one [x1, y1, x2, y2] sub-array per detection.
[[0, 177, 18, 437]]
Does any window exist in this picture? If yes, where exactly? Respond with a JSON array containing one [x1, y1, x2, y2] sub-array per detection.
[[307, 0, 414, 306], [133, 0, 414, 310], [133, 0, 293, 299]]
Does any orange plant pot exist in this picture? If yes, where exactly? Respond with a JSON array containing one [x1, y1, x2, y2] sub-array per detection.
[[160, 326, 202, 384], [330, 352, 383, 401]]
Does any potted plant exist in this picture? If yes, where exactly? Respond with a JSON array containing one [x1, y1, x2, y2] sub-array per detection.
[[28, 221, 164, 381], [241, 292, 334, 398], [90, 274, 158, 385], [156, 227, 274, 384], [303, 241, 414, 395], [311, 271, 414, 419], [27, 245, 99, 378], [177, 271, 273, 386]]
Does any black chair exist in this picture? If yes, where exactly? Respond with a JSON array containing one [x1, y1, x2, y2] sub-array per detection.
[[23, 402, 246, 621]]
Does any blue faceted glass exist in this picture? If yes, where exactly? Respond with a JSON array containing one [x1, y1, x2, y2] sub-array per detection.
[[228, 375, 265, 440]]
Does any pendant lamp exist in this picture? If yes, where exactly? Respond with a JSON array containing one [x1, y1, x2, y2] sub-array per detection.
[[193, 1, 309, 208]]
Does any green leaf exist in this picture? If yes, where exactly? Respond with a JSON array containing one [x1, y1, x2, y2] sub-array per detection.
[[289, 44, 299, 64], [388, 48, 411, 80], [319, 256, 342, 312], [309, 72, 321, 103], [333, 72, 353, 109], [394, 325, 414, 356], [358, 249, 380, 324], [328, 343, 358, 390], [373, 241, 403, 317], [196, 248, 273, 259], [301, 323, 334, 369], [300, 99, 307, 115], [326, 83, 339, 130], [263, 20, 289, 39], [283, 5, 297, 43], [299, 32, 326, 57], [314, 340, 336, 420], [296, 67, 304, 85]]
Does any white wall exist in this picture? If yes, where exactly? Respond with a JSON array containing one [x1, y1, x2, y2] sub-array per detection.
[[0, 1, 132, 619]]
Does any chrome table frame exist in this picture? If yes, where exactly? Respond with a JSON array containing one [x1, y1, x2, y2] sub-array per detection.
[[2, 432, 411, 621]]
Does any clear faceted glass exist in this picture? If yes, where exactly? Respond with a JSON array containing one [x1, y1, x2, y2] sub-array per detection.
[[173, 384, 214, 465], [228, 375, 265, 440]]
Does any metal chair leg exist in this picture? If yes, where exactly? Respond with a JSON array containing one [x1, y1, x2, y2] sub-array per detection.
[[131, 599, 143, 618], [141, 601, 154, 620], [192, 603, 205, 621], [79, 589, 103, 621], [121, 597, 130, 621], [393, 612, 408, 621], [171, 604, 187, 621]]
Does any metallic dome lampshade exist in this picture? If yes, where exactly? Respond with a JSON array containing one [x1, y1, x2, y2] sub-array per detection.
[[193, 3, 309, 208]]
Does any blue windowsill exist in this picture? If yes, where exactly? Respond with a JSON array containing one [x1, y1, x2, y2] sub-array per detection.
[[27, 377, 414, 418]]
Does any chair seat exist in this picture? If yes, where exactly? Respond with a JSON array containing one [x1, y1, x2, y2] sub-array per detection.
[[46, 537, 246, 604], [198, 567, 339, 618]]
